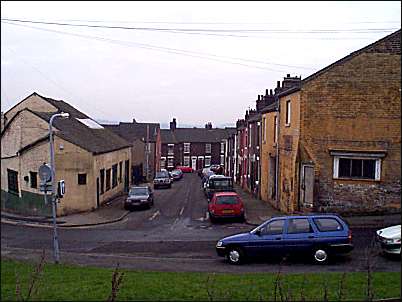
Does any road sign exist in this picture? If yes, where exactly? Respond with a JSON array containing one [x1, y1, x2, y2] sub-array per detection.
[[57, 180, 65, 198], [39, 164, 52, 183]]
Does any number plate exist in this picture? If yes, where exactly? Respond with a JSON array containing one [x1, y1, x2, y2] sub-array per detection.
[[222, 210, 234, 214]]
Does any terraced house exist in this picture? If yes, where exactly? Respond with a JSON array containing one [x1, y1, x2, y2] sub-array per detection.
[[260, 29, 401, 214], [1, 92, 132, 217], [160, 118, 235, 171]]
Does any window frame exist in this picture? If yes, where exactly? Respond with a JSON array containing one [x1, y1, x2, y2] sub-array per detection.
[[160, 156, 166, 169], [205, 143, 211, 154], [119, 161, 123, 183], [112, 164, 118, 188], [183, 156, 190, 167], [285, 100, 291, 126], [100, 169, 105, 194], [7, 169, 19, 194], [204, 155, 211, 167], [105, 168, 111, 191], [183, 143, 190, 154], [220, 142, 225, 154], [168, 144, 174, 155], [167, 157, 174, 168], [78, 173, 87, 185], [260, 219, 285, 236], [333, 155, 381, 181], [286, 218, 314, 234], [273, 115, 278, 143], [30, 171, 38, 189]]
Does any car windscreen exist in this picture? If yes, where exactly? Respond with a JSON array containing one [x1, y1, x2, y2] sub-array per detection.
[[156, 172, 168, 178], [210, 179, 232, 189], [216, 196, 238, 205], [129, 187, 148, 196]]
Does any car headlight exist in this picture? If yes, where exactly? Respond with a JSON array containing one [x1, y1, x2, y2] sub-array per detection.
[[216, 241, 223, 247], [393, 238, 401, 244]]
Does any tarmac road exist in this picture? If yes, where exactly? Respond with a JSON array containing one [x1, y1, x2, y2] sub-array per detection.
[[1, 173, 400, 273]]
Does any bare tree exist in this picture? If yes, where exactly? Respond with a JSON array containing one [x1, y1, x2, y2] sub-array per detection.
[[15, 249, 46, 301], [107, 263, 125, 302]]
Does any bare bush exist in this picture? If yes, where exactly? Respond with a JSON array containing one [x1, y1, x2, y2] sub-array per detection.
[[15, 249, 46, 301], [107, 263, 125, 302]]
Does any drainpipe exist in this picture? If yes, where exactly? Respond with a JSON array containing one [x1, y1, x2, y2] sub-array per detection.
[[275, 96, 280, 210]]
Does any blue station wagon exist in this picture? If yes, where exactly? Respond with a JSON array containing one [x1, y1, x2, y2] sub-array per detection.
[[216, 214, 353, 264]]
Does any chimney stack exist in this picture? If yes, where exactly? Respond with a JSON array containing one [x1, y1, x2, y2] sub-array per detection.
[[170, 118, 177, 130], [270, 89, 273, 95]]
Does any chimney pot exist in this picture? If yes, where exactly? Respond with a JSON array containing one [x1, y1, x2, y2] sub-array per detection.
[[277, 81, 280, 88], [265, 89, 268, 95], [287, 74, 290, 77], [270, 89, 273, 95]]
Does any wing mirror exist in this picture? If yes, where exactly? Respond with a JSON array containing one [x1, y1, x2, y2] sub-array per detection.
[[254, 229, 262, 236]]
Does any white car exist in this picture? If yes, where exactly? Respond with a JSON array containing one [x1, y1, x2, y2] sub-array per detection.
[[376, 225, 401, 255]]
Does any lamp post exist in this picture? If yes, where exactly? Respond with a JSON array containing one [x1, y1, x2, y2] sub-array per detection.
[[49, 112, 69, 264]]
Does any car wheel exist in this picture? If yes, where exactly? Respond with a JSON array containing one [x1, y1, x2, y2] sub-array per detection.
[[313, 248, 329, 264], [227, 246, 244, 265]]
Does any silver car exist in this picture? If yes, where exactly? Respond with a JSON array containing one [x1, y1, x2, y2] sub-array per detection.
[[376, 225, 401, 255], [124, 186, 154, 210]]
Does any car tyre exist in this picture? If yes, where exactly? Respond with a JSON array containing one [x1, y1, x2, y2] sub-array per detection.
[[227, 246, 244, 265], [313, 247, 329, 264]]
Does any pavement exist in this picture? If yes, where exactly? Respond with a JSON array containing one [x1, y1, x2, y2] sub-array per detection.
[[1, 183, 400, 229]]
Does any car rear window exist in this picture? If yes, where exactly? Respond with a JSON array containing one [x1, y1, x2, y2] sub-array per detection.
[[210, 179, 232, 189], [216, 196, 239, 205], [313, 218, 343, 232], [287, 218, 313, 234], [156, 171, 168, 178]]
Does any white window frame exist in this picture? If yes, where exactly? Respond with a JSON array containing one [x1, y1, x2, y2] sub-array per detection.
[[167, 156, 174, 168], [332, 155, 382, 181], [168, 144, 174, 155], [183, 156, 190, 167], [183, 143, 190, 154], [220, 142, 225, 154], [205, 156, 211, 167], [205, 143, 211, 154], [285, 100, 291, 126], [160, 157, 166, 169], [220, 155, 225, 165]]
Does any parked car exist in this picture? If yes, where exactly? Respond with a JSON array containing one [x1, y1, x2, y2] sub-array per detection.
[[176, 166, 193, 173], [153, 170, 172, 189], [216, 214, 353, 265], [124, 186, 154, 210], [171, 169, 183, 181], [204, 175, 234, 200], [208, 192, 245, 223], [376, 225, 401, 256]]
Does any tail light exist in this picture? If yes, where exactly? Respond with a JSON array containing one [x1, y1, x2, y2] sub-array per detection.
[[348, 230, 352, 243]]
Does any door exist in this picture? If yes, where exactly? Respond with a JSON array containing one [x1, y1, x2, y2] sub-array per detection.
[[191, 157, 197, 171], [248, 219, 285, 257], [282, 218, 315, 254], [96, 177, 100, 208], [124, 160, 130, 193], [300, 164, 314, 208], [197, 157, 204, 170]]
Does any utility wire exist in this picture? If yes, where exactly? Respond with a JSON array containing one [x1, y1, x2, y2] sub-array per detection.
[[1, 18, 398, 33], [3, 20, 315, 72]]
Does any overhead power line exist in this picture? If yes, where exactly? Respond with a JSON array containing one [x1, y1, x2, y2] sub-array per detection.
[[1, 18, 398, 34], [2, 20, 316, 72]]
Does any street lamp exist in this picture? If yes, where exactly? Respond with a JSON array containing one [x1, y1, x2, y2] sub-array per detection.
[[49, 112, 69, 264]]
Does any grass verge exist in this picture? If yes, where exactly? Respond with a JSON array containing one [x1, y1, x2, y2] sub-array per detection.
[[1, 259, 401, 301]]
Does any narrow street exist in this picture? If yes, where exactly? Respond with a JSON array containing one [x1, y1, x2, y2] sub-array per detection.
[[1, 173, 400, 273]]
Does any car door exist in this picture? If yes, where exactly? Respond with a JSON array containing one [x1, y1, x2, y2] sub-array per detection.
[[282, 218, 316, 255], [248, 219, 285, 257]]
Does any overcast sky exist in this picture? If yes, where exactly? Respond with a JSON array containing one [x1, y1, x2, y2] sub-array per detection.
[[1, 1, 400, 128]]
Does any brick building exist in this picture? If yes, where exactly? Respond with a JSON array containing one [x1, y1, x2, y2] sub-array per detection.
[[160, 118, 235, 171]]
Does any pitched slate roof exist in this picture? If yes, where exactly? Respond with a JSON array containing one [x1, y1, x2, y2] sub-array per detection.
[[3, 93, 132, 155], [303, 29, 401, 84], [103, 122, 160, 143], [161, 127, 235, 144]]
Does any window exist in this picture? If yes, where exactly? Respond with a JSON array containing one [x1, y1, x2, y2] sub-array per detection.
[[287, 218, 313, 234], [262, 117, 266, 143], [167, 157, 174, 168], [100, 169, 105, 194], [7, 169, 19, 194], [205, 156, 211, 167], [184, 156, 190, 167], [220, 142, 225, 154], [78, 173, 87, 185], [105, 169, 111, 191], [168, 144, 174, 155], [261, 219, 284, 235], [183, 143, 190, 153], [160, 157, 166, 169], [30, 171, 37, 189], [119, 161, 123, 183], [274, 116, 278, 143], [313, 218, 343, 232], [205, 143, 211, 154], [333, 155, 381, 180], [220, 155, 225, 165], [285, 100, 291, 126], [112, 164, 118, 188]]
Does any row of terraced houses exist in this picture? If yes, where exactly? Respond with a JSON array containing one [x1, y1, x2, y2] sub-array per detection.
[[1, 30, 400, 217], [224, 30, 401, 215]]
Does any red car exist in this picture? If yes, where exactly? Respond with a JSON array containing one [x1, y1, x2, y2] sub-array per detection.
[[176, 166, 193, 173], [208, 192, 245, 222]]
